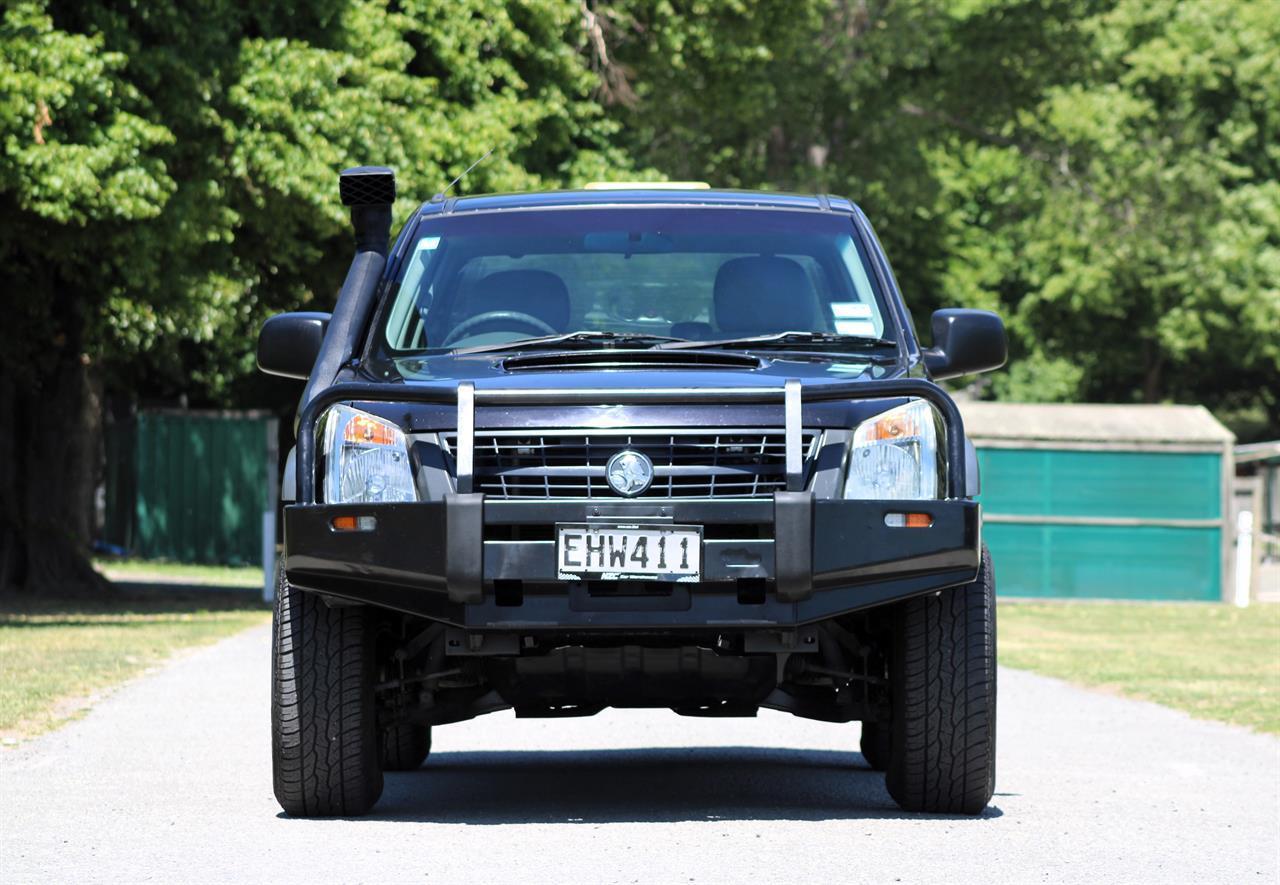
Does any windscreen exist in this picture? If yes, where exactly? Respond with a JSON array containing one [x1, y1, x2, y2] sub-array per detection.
[[381, 207, 890, 352]]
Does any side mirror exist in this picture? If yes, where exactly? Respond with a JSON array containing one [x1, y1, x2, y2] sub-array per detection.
[[257, 312, 331, 379], [922, 309, 1007, 381]]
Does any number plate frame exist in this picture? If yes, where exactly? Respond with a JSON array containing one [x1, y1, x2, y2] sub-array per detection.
[[555, 522, 703, 582]]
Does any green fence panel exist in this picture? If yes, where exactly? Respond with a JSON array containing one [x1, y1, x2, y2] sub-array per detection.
[[976, 447, 1223, 599], [977, 449, 1221, 520], [102, 418, 136, 551], [131, 412, 270, 565], [984, 523, 1221, 600]]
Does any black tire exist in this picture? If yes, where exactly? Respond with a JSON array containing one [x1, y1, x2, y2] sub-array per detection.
[[885, 545, 996, 815], [382, 723, 432, 771], [860, 721, 891, 771], [272, 569, 383, 817]]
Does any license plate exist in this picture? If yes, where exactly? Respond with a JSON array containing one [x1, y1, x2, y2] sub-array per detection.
[[556, 523, 702, 581]]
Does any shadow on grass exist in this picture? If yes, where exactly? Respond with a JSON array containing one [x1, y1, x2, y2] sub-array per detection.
[[314, 746, 1003, 824]]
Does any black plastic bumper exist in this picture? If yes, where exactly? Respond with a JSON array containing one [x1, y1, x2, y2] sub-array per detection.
[[284, 494, 981, 629]]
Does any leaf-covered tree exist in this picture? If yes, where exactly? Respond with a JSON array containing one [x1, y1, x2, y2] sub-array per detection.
[[932, 0, 1280, 435], [596, 0, 1278, 434], [3, 0, 1276, 592], [0, 0, 629, 591]]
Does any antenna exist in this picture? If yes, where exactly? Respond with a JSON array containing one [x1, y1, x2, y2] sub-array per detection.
[[432, 148, 494, 202]]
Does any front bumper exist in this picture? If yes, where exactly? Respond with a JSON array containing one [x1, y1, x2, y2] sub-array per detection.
[[284, 494, 981, 629]]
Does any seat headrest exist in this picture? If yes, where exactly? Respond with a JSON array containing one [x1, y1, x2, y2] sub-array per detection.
[[467, 270, 571, 331], [713, 256, 816, 334]]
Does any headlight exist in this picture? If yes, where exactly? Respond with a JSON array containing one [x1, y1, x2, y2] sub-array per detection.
[[321, 405, 417, 503], [843, 399, 942, 499]]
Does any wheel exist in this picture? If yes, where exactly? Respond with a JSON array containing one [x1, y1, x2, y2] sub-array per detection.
[[382, 723, 432, 771], [860, 721, 891, 771], [272, 568, 383, 817], [885, 545, 996, 815], [441, 310, 557, 347]]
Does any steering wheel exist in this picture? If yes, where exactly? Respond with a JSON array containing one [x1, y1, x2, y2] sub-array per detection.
[[441, 311, 558, 348]]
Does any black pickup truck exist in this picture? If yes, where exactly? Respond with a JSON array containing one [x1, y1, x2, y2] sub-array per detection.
[[258, 168, 1007, 818]]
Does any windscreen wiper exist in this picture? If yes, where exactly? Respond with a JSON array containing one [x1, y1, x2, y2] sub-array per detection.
[[654, 331, 898, 351], [453, 330, 684, 355]]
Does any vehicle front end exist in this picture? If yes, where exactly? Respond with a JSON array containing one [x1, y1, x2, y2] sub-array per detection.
[[259, 168, 1006, 818]]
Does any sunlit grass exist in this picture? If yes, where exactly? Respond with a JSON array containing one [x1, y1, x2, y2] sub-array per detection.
[[93, 558, 264, 588], [1000, 601, 1280, 734], [6, 587, 1275, 741], [0, 589, 269, 740]]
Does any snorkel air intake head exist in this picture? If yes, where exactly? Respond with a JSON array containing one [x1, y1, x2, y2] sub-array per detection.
[[339, 165, 395, 257]]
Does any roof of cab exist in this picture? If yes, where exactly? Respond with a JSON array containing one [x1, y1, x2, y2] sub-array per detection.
[[419, 188, 857, 216]]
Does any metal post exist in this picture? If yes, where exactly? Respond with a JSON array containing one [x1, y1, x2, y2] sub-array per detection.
[[263, 417, 279, 603], [1234, 509, 1253, 608], [784, 379, 802, 491], [456, 382, 475, 495]]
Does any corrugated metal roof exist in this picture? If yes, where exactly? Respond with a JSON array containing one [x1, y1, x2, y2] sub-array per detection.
[[958, 402, 1234, 445]]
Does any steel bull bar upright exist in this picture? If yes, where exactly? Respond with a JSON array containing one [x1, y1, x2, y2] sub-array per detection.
[[289, 378, 978, 618]]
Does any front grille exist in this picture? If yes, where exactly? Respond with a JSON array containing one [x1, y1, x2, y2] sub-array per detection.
[[441, 429, 820, 499]]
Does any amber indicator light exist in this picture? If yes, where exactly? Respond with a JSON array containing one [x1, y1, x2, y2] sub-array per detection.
[[331, 515, 377, 532], [884, 512, 933, 528]]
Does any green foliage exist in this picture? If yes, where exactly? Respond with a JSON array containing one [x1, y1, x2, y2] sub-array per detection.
[[597, 0, 1099, 323], [601, 0, 1279, 436], [934, 0, 1280, 429], [0, 0, 629, 402], [1, 0, 1276, 440], [0, 5, 174, 225], [0, 0, 637, 588]]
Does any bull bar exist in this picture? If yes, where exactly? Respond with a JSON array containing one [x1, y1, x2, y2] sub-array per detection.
[[285, 378, 981, 628]]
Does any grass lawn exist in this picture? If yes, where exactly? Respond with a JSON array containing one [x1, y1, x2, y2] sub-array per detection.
[[999, 601, 1280, 735], [93, 558, 265, 588], [5, 575, 1275, 742], [0, 587, 269, 741]]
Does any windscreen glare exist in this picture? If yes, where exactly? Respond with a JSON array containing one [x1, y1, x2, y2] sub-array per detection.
[[382, 207, 891, 352]]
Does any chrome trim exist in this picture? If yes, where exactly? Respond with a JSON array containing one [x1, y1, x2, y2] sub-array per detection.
[[441, 427, 822, 499]]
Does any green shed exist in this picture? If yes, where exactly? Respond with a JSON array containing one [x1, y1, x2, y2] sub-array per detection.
[[104, 410, 278, 566], [958, 402, 1235, 601]]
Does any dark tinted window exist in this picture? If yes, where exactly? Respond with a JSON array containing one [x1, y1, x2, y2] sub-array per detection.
[[383, 208, 887, 351]]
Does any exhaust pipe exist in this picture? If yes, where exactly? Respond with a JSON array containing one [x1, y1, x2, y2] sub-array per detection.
[[300, 166, 396, 410]]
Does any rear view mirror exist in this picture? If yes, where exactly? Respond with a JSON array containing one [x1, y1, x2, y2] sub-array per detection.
[[582, 231, 675, 254], [257, 312, 331, 379], [922, 309, 1007, 381]]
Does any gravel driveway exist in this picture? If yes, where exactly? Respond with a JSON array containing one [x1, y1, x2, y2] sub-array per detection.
[[2, 623, 1276, 884]]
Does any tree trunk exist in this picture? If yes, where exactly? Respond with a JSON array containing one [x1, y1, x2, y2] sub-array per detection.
[[0, 351, 106, 594], [1142, 344, 1165, 404], [0, 371, 17, 591]]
